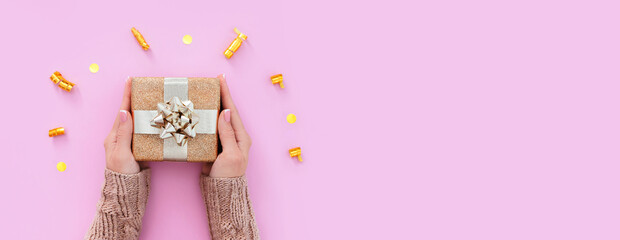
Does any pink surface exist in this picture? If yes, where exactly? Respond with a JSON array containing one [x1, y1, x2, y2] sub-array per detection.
[[1, 0, 620, 239]]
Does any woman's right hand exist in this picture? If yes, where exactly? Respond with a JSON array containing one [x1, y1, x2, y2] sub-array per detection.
[[202, 74, 252, 178]]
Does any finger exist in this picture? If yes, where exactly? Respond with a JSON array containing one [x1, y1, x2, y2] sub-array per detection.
[[116, 110, 134, 149], [106, 112, 121, 145], [218, 74, 246, 132], [218, 109, 238, 152], [105, 79, 132, 154], [106, 78, 131, 143], [120, 77, 132, 111], [218, 74, 251, 152]]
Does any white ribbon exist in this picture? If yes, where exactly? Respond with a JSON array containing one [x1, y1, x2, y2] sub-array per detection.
[[134, 77, 217, 161]]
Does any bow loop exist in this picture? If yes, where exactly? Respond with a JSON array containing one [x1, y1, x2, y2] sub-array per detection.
[[150, 97, 199, 146]]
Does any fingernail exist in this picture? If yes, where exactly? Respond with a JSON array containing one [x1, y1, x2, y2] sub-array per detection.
[[222, 74, 226, 80], [223, 109, 231, 122], [120, 110, 128, 122], [126, 76, 131, 83]]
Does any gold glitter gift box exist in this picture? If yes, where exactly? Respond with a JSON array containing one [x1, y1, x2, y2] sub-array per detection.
[[131, 77, 220, 162]]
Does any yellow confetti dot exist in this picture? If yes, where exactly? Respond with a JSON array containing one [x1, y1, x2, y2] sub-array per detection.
[[57, 162, 67, 172], [287, 114, 297, 123], [89, 63, 99, 73], [183, 35, 193, 44]]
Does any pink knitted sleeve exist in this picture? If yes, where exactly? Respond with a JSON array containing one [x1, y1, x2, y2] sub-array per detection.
[[201, 175, 260, 240], [84, 169, 151, 240]]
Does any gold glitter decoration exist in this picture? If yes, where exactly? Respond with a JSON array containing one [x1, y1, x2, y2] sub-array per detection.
[[50, 71, 76, 92], [289, 147, 302, 162], [48, 127, 65, 137], [224, 28, 247, 59], [271, 74, 284, 88], [131, 27, 150, 50]]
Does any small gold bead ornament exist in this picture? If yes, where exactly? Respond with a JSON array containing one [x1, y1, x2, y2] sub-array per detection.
[[224, 28, 247, 59], [131, 27, 150, 50], [57, 162, 67, 172], [50, 72, 76, 92], [89, 63, 99, 73], [271, 74, 284, 88], [183, 35, 193, 44], [286, 114, 297, 123], [49, 127, 65, 137], [289, 147, 303, 162]]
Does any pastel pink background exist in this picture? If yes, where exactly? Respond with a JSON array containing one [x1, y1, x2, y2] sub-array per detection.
[[1, 0, 619, 239]]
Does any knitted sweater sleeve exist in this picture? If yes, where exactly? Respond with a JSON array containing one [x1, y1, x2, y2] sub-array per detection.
[[201, 175, 260, 240], [84, 169, 151, 240]]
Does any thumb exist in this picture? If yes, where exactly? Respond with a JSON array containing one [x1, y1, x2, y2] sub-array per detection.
[[116, 110, 134, 149], [218, 109, 238, 152]]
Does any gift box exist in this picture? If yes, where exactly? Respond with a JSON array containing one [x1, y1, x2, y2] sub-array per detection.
[[131, 77, 220, 162]]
